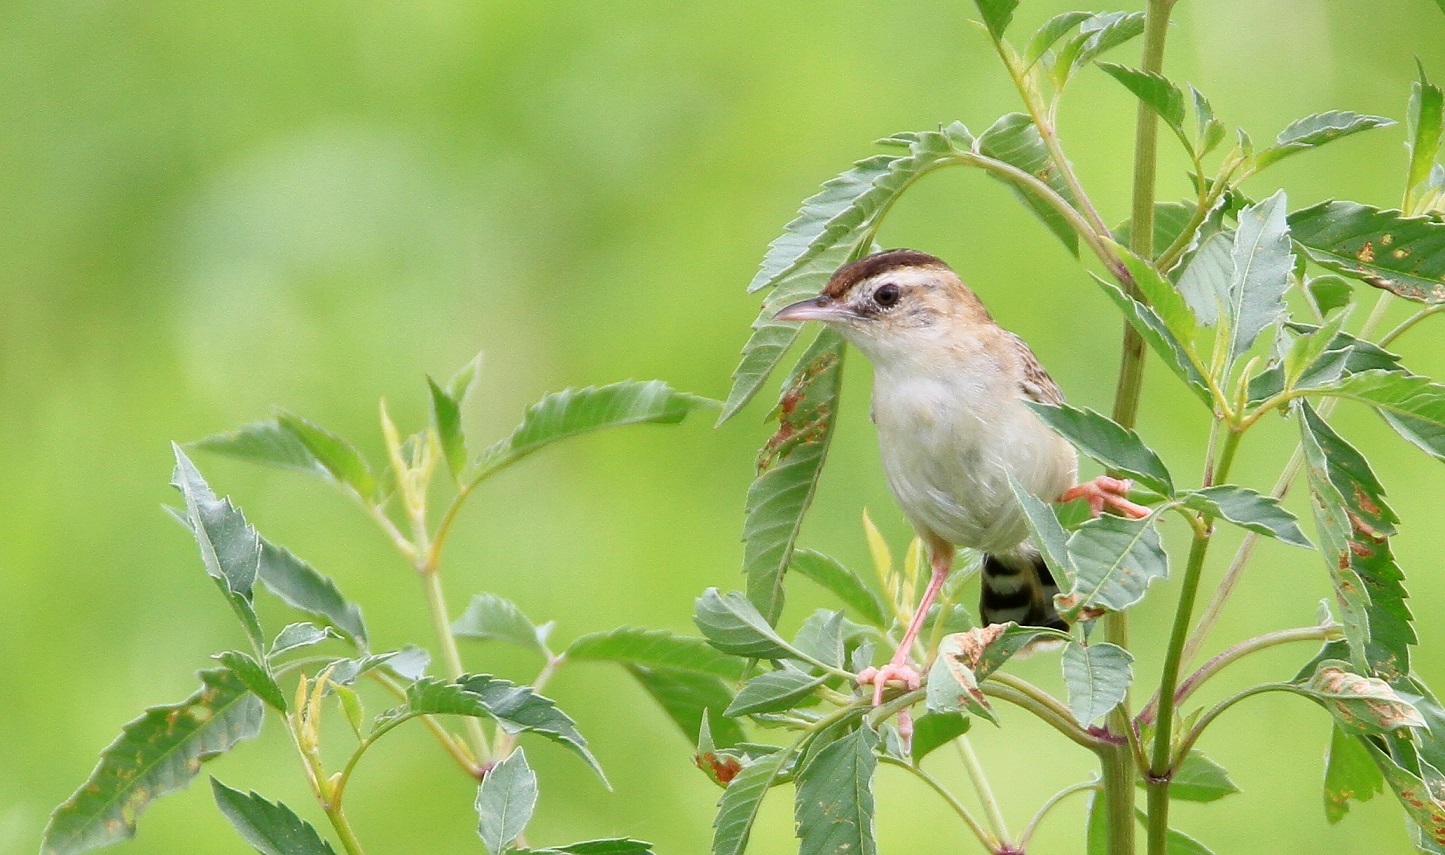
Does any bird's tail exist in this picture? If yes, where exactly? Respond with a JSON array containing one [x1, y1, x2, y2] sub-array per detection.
[[979, 548, 1067, 630]]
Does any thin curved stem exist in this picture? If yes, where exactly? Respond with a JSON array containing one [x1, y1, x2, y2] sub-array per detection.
[[955, 736, 1011, 848], [421, 568, 492, 767], [367, 670, 478, 774], [1172, 684, 1290, 766], [981, 679, 1104, 751], [879, 757, 1000, 853], [1019, 779, 1102, 849], [1379, 303, 1444, 348]]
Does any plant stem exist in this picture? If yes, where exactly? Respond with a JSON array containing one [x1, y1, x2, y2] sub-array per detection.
[[880, 757, 1000, 852], [981, 680, 1104, 750], [323, 804, 367, 855], [1146, 526, 1211, 855], [1172, 625, 1338, 712], [1172, 683, 1289, 764], [1019, 780, 1101, 848], [955, 736, 1011, 848], [421, 567, 491, 767], [494, 653, 566, 758], [1380, 303, 1444, 347]]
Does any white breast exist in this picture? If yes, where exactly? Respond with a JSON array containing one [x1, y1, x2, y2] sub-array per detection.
[[870, 362, 1076, 555]]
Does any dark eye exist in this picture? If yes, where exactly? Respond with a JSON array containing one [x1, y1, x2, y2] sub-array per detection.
[[874, 283, 901, 308]]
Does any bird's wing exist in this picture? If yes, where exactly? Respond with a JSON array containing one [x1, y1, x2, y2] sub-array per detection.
[[1008, 332, 1066, 405]]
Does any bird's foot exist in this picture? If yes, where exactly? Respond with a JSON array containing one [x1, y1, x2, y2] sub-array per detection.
[[856, 662, 922, 706], [1060, 475, 1151, 519]]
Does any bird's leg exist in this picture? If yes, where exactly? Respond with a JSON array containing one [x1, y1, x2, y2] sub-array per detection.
[[858, 540, 953, 705], [1060, 475, 1151, 519]]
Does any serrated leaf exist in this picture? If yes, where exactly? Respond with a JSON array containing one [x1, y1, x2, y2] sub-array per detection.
[[1283, 311, 1352, 390], [1057, 514, 1169, 621], [743, 330, 846, 624], [724, 126, 970, 421], [1256, 112, 1396, 169], [1140, 751, 1240, 803], [1299, 401, 1412, 680], [694, 588, 801, 660], [1054, 12, 1145, 83], [1113, 201, 1196, 260], [790, 550, 889, 628], [257, 539, 368, 650], [392, 676, 604, 781], [1176, 230, 1233, 326], [971, 0, 1018, 41], [726, 668, 828, 717], [794, 727, 878, 855], [172, 446, 260, 599], [712, 749, 792, 855], [1361, 737, 1445, 848], [567, 627, 745, 680], [210, 779, 335, 855], [1178, 485, 1312, 547], [476, 749, 538, 855], [42, 670, 264, 855], [1026, 402, 1174, 495], [325, 646, 430, 686], [1225, 191, 1294, 365], [269, 623, 338, 658], [1309, 370, 1445, 444], [1024, 11, 1093, 66], [1093, 275, 1213, 405], [190, 421, 327, 477], [1097, 63, 1187, 143], [273, 411, 378, 501], [1324, 724, 1383, 822], [910, 713, 971, 764], [629, 665, 746, 750], [1289, 201, 1445, 304], [1008, 477, 1076, 590], [215, 651, 286, 712], [978, 113, 1081, 255], [428, 375, 468, 481], [1409, 66, 1445, 204], [453, 593, 547, 655], [1293, 660, 1426, 735], [517, 841, 655, 855], [1062, 641, 1133, 725], [475, 380, 714, 477], [1307, 275, 1355, 317]]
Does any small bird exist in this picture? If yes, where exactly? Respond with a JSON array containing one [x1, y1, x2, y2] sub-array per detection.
[[774, 248, 1148, 703]]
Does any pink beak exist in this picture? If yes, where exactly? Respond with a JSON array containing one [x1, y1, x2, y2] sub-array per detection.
[[773, 295, 856, 323]]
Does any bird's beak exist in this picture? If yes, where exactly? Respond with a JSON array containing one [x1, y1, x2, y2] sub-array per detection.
[[773, 295, 856, 323]]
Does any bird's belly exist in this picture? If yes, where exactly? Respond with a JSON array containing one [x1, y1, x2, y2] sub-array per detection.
[[874, 389, 1075, 554]]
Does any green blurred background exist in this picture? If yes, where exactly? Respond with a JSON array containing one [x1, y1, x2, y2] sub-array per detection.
[[4, 1, 1444, 852]]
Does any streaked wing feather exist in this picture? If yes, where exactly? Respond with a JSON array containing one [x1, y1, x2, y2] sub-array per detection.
[[1009, 332, 1065, 405]]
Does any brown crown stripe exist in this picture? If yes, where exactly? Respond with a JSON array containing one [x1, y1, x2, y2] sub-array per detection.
[[821, 248, 952, 299]]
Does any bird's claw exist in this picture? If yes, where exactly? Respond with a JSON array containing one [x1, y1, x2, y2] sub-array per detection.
[[857, 662, 922, 706], [1060, 475, 1151, 519]]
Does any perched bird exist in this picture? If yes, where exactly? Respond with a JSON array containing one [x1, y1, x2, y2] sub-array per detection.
[[774, 248, 1148, 703]]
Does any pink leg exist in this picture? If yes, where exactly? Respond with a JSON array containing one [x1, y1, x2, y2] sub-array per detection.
[[1060, 475, 1150, 519], [858, 540, 952, 705]]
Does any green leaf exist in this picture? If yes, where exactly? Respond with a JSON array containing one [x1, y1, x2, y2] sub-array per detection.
[[257, 538, 368, 650], [1093, 275, 1213, 405], [1190, 86, 1227, 156], [428, 375, 468, 481], [42, 670, 264, 855], [1061, 641, 1133, 725], [713, 750, 793, 855], [1057, 513, 1169, 621], [926, 625, 1068, 723], [971, 0, 1018, 41], [274, 411, 378, 501], [1225, 191, 1294, 364], [1178, 486, 1312, 547], [1113, 201, 1196, 260], [910, 713, 971, 764], [694, 588, 800, 660], [269, 623, 338, 658], [393, 676, 604, 782], [1308, 371, 1445, 460], [476, 749, 538, 855], [517, 841, 655, 855], [214, 651, 286, 712], [567, 627, 745, 680], [1161, 751, 1241, 803], [171, 446, 259, 598], [628, 665, 745, 750], [1408, 65, 1445, 203], [1023, 11, 1094, 67], [1307, 275, 1355, 317], [1292, 660, 1426, 735], [1283, 311, 1352, 390], [190, 421, 327, 477], [1008, 478, 1076, 589], [726, 668, 828, 717], [1289, 200, 1445, 304], [1026, 402, 1174, 495], [1256, 112, 1396, 169], [1096, 63, 1187, 143], [794, 727, 878, 855], [1176, 230, 1233, 327], [723, 125, 970, 421], [210, 779, 336, 855], [1053, 12, 1146, 84], [476, 380, 714, 477], [789, 550, 889, 628], [1362, 737, 1445, 849], [325, 646, 430, 686], [1323, 724, 1383, 823], [978, 113, 1081, 255], [1132, 812, 1216, 854], [1114, 240, 1204, 352], [743, 330, 846, 624], [453, 593, 548, 655]]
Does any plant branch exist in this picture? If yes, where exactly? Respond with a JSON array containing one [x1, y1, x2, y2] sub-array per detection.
[[981, 678, 1104, 750], [1172, 684, 1291, 765], [880, 757, 1000, 853], [1379, 303, 1444, 347], [420, 567, 492, 767], [322, 804, 367, 855], [955, 736, 1011, 848], [1019, 779, 1102, 849]]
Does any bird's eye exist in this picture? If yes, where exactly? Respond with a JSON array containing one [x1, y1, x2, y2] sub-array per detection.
[[874, 283, 901, 308]]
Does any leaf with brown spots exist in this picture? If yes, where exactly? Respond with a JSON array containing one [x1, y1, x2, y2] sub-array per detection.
[[793, 727, 878, 855], [42, 669, 264, 854], [1293, 660, 1426, 735], [1290, 201, 1445, 304]]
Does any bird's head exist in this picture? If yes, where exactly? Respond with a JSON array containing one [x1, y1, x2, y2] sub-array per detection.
[[773, 248, 993, 364]]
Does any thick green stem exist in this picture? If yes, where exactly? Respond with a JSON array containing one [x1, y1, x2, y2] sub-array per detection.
[[421, 569, 491, 767], [323, 804, 367, 855]]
